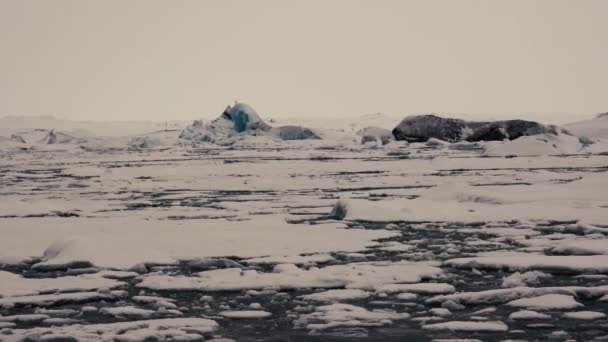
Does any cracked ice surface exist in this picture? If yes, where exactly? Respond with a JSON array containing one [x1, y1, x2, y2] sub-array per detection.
[[1, 123, 608, 341]]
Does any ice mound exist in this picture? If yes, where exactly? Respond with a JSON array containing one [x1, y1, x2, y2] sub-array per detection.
[[218, 102, 271, 133], [482, 133, 583, 157], [179, 102, 271, 144], [564, 112, 608, 139], [392, 114, 563, 143], [356, 126, 393, 145], [128, 135, 162, 149], [180, 102, 319, 144], [269, 125, 320, 140], [0, 134, 28, 150], [128, 130, 180, 149], [33, 238, 95, 271], [9, 134, 26, 144], [467, 119, 561, 141], [40, 129, 76, 144], [392, 115, 472, 143]]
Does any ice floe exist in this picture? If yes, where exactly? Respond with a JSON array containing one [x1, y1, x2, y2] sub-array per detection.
[[139, 261, 442, 292], [422, 320, 509, 332], [297, 303, 409, 331]]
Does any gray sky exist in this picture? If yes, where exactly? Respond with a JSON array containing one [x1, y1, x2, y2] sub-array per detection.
[[1, 0, 607, 122]]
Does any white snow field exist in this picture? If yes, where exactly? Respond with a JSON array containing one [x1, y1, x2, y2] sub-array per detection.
[[1, 109, 608, 341]]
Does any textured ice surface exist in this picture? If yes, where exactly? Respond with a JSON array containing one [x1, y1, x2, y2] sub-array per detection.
[[1, 115, 608, 341]]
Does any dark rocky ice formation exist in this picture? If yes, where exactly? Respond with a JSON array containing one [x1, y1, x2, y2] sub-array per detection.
[[392, 114, 564, 143]]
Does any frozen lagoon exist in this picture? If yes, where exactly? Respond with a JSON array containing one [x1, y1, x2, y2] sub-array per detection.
[[1, 133, 608, 341]]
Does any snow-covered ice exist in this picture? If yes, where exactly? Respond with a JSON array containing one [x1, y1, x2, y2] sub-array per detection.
[[1, 112, 608, 341]]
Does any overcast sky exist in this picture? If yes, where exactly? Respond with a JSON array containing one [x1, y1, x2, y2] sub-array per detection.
[[1, 0, 607, 122]]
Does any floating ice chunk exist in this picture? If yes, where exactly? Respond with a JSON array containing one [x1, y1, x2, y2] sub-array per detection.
[[376, 241, 414, 252], [42, 318, 80, 326], [0, 270, 123, 298], [422, 320, 508, 332], [138, 261, 442, 292], [471, 307, 496, 315], [562, 311, 606, 320], [100, 306, 156, 318], [482, 133, 582, 157], [508, 310, 551, 320], [552, 239, 608, 255], [132, 296, 178, 309], [270, 126, 320, 140], [0, 314, 49, 323], [300, 303, 409, 331], [0, 322, 16, 329], [356, 126, 393, 145], [427, 285, 608, 306], [502, 271, 551, 288], [426, 138, 450, 147], [431, 339, 483, 342], [220, 310, 272, 319], [186, 258, 243, 271], [248, 303, 262, 310], [0, 291, 116, 307], [396, 293, 418, 301], [430, 308, 451, 317], [441, 300, 465, 311], [243, 254, 334, 265], [446, 253, 608, 274], [1, 318, 218, 342], [301, 289, 371, 302], [375, 283, 455, 294], [506, 294, 582, 310]]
